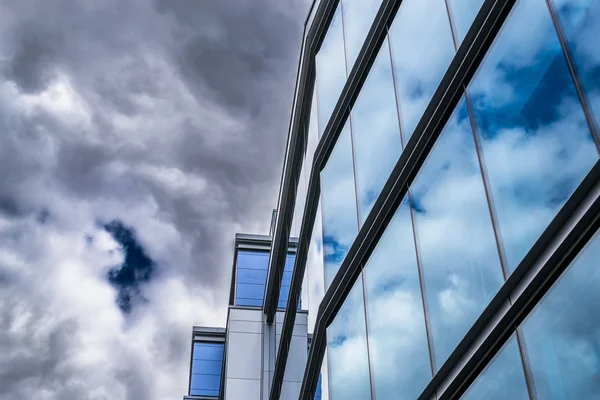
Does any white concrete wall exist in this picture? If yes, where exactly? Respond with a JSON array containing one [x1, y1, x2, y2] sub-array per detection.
[[277, 311, 308, 400], [225, 308, 263, 400], [224, 307, 308, 400]]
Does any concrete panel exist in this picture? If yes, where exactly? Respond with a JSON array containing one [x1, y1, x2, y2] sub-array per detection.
[[284, 335, 308, 383], [229, 307, 262, 322], [228, 320, 262, 334], [226, 378, 261, 400], [226, 332, 262, 380], [280, 381, 300, 400]]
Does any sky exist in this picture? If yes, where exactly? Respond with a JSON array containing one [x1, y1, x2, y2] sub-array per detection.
[[0, 0, 309, 398]]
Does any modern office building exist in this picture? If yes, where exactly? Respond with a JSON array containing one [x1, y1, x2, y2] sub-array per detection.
[[185, 0, 600, 399]]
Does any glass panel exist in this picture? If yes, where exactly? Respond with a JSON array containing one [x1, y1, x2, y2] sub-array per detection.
[[320, 124, 359, 287], [307, 202, 325, 333], [461, 335, 530, 400], [278, 254, 300, 309], [467, 0, 598, 272], [190, 374, 220, 397], [235, 250, 269, 307], [236, 251, 270, 270], [389, 0, 456, 140], [351, 37, 403, 223], [521, 229, 600, 399], [412, 98, 505, 369], [447, 0, 485, 44], [191, 359, 222, 375], [292, 159, 308, 238], [552, 0, 600, 126], [326, 279, 372, 400], [316, 3, 347, 137], [190, 342, 224, 397], [341, 0, 383, 71], [364, 199, 432, 399]]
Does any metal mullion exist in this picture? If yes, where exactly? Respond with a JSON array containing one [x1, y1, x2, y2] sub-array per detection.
[[339, 5, 377, 397], [265, 0, 342, 324], [544, 0, 600, 155], [387, 24, 438, 381], [443, 3, 538, 397], [408, 189, 438, 377]]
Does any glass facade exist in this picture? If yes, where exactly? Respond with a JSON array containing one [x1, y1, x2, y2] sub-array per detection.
[[389, 0, 456, 141], [190, 342, 225, 397], [320, 124, 359, 287], [467, 0, 598, 272], [363, 200, 432, 399], [272, 0, 600, 399], [412, 98, 505, 369], [181, 0, 600, 398], [326, 280, 372, 400]]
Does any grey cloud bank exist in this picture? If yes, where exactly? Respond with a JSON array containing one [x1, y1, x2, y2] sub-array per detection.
[[0, 0, 308, 398]]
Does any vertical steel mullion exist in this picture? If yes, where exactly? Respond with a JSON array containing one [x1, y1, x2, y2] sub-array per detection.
[[544, 0, 600, 155], [408, 189, 438, 377], [444, 2, 539, 399], [340, 2, 376, 399], [387, 23, 438, 379], [515, 327, 538, 400]]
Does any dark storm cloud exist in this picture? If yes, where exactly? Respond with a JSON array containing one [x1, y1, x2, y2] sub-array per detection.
[[0, 0, 309, 398], [3, 21, 64, 93]]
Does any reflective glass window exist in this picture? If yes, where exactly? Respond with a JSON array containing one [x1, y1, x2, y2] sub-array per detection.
[[320, 124, 359, 287], [552, 0, 600, 126], [364, 199, 432, 399], [447, 0, 485, 44], [461, 335, 529, 400], [341, 0, 383, 71], [411, 98, 505, 368], [278, 253, 301, 309], [326, 279, 372, 400], [235, 250, 269, 307], [316, 3, 347, 136], [467, 0, 598, 272], [521, 229, 600, 398], [190, 342, 225, 397], [351, 37, 402, 223], [307, 202, 325, 333], [389, 0, 456, 140]]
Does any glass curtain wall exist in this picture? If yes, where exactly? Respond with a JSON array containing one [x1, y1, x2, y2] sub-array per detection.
[[309, 0, 600, 398], [462, 227, 600, 399]]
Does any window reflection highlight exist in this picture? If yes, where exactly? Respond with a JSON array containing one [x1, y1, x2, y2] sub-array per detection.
[[316, 3, 347, 137], [326, 279, 372, 400], [364, 200, 432, 399], [351, 37, 402, 223], [461, 335, 530, 400], [522, 229, 600, 398], [320, 124, 359, 287], [389, 0, 456, 140], [411, 98, 505, 368], [467, 0, 598, 272]]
